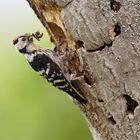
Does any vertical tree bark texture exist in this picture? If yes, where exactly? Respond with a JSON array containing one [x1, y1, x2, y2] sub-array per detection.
[[26, 0, 140, 139]]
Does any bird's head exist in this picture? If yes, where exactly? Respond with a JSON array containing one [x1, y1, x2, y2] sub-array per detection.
[[13, 34, 34, 54], [13, 31, 43, 54]]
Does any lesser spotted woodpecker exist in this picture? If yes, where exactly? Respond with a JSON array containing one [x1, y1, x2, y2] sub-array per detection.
[[13, 32, 87, 105]]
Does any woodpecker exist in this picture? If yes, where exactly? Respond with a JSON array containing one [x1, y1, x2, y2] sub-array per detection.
[[13, 32, 87, 105]]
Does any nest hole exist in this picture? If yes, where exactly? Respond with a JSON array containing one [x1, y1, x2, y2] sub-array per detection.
[[123, 94, 138, 114], [75, 40, 84, 49], [98, 99, 104, 102], [110, 0, 121, 12], [114, 24, 121, 36], [84, 75, 93, 86], [108, 116, 116, 125]]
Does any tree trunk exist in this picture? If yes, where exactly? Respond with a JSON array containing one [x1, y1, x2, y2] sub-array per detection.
[[26, 0, 140, 139]]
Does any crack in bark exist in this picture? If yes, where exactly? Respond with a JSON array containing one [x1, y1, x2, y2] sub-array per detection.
[[87, 23, 121, 52], [64, 0, 73, 7], [103, 58, 118, 85], [131, 43, 139, 56], [87, 42, 113, 52]]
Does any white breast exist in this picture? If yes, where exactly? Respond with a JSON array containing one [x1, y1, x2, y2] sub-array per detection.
[[24, 53, 35, 62]]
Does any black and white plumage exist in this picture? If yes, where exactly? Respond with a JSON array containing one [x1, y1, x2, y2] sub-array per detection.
[[13, 33, 87, 105]]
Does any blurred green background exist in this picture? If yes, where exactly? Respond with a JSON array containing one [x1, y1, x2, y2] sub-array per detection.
[[0, 0, 92, 140]]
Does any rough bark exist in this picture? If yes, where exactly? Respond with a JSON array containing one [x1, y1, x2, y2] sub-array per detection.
[[26, 0, 140, 140]]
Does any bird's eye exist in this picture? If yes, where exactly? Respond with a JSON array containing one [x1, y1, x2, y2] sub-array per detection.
[[21, 37, 26, 41]]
